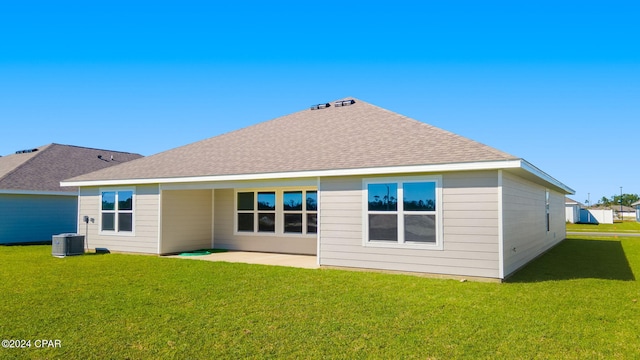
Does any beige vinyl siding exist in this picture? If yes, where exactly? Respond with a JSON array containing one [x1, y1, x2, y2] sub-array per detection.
[[78, 185, 159, 253], [160, 190, 212, 254], [319, 172, 500, 278], [502, 171, 565, 277], [213, 188, 316, 255]]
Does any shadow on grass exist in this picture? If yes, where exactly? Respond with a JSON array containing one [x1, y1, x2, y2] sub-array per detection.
[[508, 238, 635, 282]]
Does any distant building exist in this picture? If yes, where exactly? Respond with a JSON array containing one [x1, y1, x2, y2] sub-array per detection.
[[633, 201, 640, 222], [565, 197, 582, 223]]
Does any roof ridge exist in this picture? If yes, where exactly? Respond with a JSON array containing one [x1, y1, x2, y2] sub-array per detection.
[[48, 143, 143, 156]]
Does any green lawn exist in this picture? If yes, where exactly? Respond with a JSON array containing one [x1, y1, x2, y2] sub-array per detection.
[[1, 237, 640, 359], [567, 221, 640, 232]]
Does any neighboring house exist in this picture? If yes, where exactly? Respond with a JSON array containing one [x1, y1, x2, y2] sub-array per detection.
[[0, 144, 142, 244], [591, 204, 636, 220], [62, 98, 574, 281], [565, 197, 582, 223], [633, 201, 640, 222], [618, 205, 637, 220]]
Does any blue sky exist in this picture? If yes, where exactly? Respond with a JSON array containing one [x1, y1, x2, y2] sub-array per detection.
[[1, 1, 638, 203]]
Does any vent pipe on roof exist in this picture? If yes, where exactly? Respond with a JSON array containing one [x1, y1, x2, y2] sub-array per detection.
[[310, 103, 331, 110], [334, 99, 355, 107]]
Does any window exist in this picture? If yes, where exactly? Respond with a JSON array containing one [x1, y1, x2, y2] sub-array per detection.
[[545, 190, 550, 232], [236, 189, 317, 235], [237, 191, 276, 233], [306, 191, 318, 234], [101, 189, 134, 233], [364, 177, 441, 248], [283, 190, 317, 234]]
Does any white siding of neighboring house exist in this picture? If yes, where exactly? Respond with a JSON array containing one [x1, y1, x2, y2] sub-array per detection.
[[78, 185, 160, 253], [213, 188, 317, 255], [501, 171, 565, 278], [565, 204, 580, 223], [160, 189, 213, 254], [318, 171, 501, 279], [0, 193, 77, 244]]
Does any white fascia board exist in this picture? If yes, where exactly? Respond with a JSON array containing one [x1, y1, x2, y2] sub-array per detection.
[[0, 189, 76, 196], [60, 160, 524, 188], [519, 159, 575, 195]]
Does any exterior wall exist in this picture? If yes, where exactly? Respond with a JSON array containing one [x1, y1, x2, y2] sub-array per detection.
[[0, 193, 77, 244], [160, 190, 212, 254], [78, 185, 160, 253], [619, 211, 636, 220], [637, 207, 640, 222], [502, 171, 565, 277], [565, 204, 580, 223], [213, 188, 317, 255], [318, 171, 500, 278]]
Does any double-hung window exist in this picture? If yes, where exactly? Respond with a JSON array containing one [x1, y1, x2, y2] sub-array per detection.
[[364, 176, 442, 249], [100, 189, 134, 233]]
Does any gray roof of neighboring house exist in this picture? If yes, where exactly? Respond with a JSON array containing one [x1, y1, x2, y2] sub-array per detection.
[[591, 204, 636, 212], [565, 197, 584, 206], [66, 98, 518, 183], [0, 144, 143, 192], [632, 200, 640, 206]]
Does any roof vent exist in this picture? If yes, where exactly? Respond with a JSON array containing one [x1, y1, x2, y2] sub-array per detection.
[[310, 103, 331, 110], [334, 99, 355, 107], [15, 148, 38, 154]]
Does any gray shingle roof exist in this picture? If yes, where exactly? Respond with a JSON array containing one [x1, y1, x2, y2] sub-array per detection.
[[67, 98, 518, 183], [0, 144, 143, 192]]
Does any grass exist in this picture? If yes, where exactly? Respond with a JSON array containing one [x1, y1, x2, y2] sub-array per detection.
[[1, 237, 640, 359], [567, 221, 640, 232]]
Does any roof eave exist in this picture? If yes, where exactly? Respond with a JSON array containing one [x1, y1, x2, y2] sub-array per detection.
[[0, 189, 76, 196], [519, 159, 575, 195], [61, 159, 551, 187]]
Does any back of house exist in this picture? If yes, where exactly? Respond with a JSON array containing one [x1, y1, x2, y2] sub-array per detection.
[[62, 98, 573, 280]]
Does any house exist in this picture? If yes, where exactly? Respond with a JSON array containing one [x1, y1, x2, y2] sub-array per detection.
[[565, 197, 582, 223], [633, 201, 640, 222], [0, 144, 142, 244], [617, 205, 636, 220], [62, 98, 574, 280], [590, 204, 636, 221]]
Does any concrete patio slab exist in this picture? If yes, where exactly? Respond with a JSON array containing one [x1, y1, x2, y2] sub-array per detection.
[[167, 251, 319, 269]]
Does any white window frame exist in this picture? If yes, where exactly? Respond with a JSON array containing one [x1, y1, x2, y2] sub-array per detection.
[[234, 188, 317, 237], [362, 175, 443, 250], [99, 187, 136, 236]]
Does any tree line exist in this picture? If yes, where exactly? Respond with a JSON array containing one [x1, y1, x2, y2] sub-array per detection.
[[591, 193, 640, 207]]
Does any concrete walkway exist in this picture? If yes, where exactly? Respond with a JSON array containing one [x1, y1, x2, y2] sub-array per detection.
[[167, 251, 319, 269], [567, 231, 640, 238]]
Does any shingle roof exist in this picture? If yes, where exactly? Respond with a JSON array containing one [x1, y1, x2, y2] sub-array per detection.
[[565, 197, 583, 206], [67, 98, 518, 183], [0, 144, 143, 192]]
